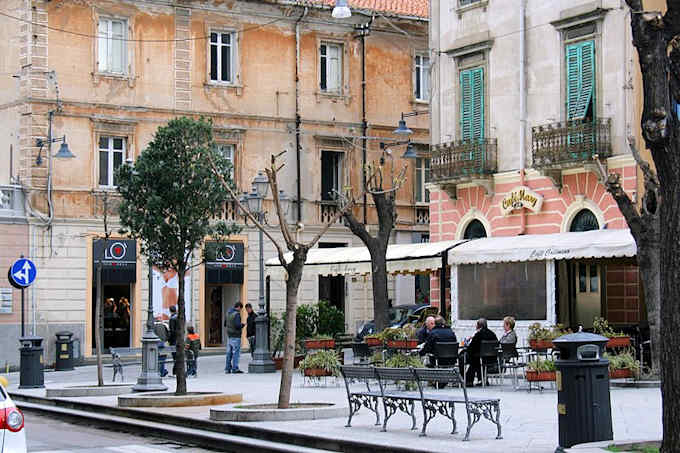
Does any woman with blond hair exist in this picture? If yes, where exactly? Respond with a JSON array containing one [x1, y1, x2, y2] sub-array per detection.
[[500, 316, 517, 345]]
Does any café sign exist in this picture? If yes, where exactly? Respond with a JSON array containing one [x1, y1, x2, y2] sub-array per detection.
[[500, 186, 543, 216]]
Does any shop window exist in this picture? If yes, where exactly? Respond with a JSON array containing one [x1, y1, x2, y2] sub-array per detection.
[[458, 261, 547, 320], [463, 219, 487, 239]]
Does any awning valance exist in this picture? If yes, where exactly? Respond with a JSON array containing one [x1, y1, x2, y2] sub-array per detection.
[[266, 240, 465, 279], [447, 229, 636, 265]]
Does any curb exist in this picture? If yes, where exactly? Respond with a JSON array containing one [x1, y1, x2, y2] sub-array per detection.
[[210, 403, 346, 422], [119, 391, 242, 407], [46, 384, 134, 398]]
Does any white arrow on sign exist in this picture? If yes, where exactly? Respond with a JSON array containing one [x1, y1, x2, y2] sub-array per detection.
[[13, 261, 32, 285]]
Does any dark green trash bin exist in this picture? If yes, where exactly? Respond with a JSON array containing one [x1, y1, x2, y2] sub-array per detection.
[[55, 331, 75, 371], [19, 336, 44, 389], [553, 332, 612, 449]]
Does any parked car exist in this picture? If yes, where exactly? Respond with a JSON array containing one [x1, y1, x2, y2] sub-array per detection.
[[0, 377, 27, 453], [355, 304, 435, 341]]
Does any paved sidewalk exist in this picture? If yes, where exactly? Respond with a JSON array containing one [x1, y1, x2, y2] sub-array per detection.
[[3, 354, 662, 453]]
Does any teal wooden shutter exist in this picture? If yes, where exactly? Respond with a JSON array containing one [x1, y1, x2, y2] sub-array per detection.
[[459, 67, 484, 142], [566, 40, 595, 121]]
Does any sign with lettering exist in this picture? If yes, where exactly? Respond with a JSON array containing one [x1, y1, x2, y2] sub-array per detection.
[[93, 239, 137, 267], [205, 242, 244, 269], [500, 186, 543, 216]]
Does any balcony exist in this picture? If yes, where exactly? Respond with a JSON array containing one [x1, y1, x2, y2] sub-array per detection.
[[415, 206, 429, 225], [212, 199, 238, 222], [318, 200, 343, 224], [532, 118, 612, 169], [0, 185, 26, 219], [429, 139, 497, 198]]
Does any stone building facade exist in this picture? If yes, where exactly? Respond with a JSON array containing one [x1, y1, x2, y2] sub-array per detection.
[[0, 0, 429, 364]]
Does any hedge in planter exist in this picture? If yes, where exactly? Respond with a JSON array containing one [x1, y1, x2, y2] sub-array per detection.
[[525, 357, 556, 381], [605, 350, 640, 379], [299, 350, 341, 377], [593, 317, 631, 348], [304, 335, 335, 350], [528, 323, 571, 350]]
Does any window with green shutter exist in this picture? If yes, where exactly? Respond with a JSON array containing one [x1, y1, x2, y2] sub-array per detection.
[[566, 40, 595, 121], [459, 67, 484, 142]]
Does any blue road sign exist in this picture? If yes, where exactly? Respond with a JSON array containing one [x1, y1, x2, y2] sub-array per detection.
[[10, 258, 37, 288]]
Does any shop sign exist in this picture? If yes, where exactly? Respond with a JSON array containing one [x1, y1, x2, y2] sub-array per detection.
[[93, 239, 136, 267], [206, 242, 244, 269], [500, 186, 543, 216]]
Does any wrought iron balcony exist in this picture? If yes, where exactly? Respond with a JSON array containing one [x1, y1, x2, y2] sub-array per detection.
[[430, 139, 498, 183], [532, 118, 612, 168]]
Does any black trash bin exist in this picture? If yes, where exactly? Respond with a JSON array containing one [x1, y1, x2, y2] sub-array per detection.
[[553, 332, 612, 449], [55, 331, 75, 371], [19, 335, 44, 389]]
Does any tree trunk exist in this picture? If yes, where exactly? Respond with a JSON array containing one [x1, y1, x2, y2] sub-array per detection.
[[175, 264, 187, 395], [95, 262, 103, 387], [637, 243, 660, 374], [368, 243, 389, 331], [278, 251, 305, 409]]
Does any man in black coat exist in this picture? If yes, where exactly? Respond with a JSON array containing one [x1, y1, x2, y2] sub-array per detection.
[[460, 318, 498, 386], [416, 316, 436, 344], [168, 305, 180, 376], [419, 316, 458, 366], [245, 303, 257, 355]]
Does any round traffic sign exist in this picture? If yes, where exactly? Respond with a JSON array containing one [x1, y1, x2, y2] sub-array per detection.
[[9, 258, 37, 288]]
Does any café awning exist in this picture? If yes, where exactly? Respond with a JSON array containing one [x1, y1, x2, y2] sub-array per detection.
[[447, 229, 637, 265], [265, 240, 465, 279]]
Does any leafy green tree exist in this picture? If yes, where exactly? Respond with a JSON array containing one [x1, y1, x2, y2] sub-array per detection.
[[117, 117, 239, 395]]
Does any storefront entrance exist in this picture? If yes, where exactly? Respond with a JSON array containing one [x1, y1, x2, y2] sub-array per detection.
[[574, 261, 601, 329], [206, 284, 242, 346], [93, 284, 132, 350], [205, 241, 245, 347]]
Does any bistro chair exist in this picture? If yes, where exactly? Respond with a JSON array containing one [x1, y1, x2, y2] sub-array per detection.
[[499, 343, 526, 389], [480, 340, 501, 387], [432, 341, 459, 368]]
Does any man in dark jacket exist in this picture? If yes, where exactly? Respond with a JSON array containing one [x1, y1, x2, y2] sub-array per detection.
[[245, 303, 257, 355], [460, 318, 498, 386], [168, 305, 180, 376], [225, 302, 245, 373], [416, 316, 436, 344], [419, 316, 458, 366]]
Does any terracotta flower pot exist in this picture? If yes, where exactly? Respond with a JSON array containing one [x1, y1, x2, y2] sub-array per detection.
[[303, 368, 334, 377], [304, 339, 336, 350], [525, 370, 556, 382], [609, 368, 633, 379], [606, 336, 631, 349], [273, 355, 304, 370], [386, 340, 419, 349], [365, 338, 382, 347], [529, 339, 554, 350]]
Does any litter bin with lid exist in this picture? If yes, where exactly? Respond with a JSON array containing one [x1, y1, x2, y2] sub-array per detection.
[[553, 332, 612, 449], [19, 335, 44, 389], [55, 331, 75, 371]]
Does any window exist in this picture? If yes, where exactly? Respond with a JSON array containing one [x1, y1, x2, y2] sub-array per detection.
[[459, 0, 482, 6], [210, 31, 235, 83], [97, 18, 127, 74], [98, 136, 125, 187], [458, 262, 547, 320], [321, 151, 343, 201], [565, 40, 595, 122], [214, 143, 236, 180], [320, 43, 342, 93], [578, 263, 599, 293], [459, 67, 484, 142], [569, 209, 599, 232], [463, 219, 487, 239], [414, 53, 430, 101], [415, 157, 430, 203]]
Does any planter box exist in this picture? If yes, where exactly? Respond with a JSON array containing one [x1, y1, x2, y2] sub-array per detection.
[[365, 338, 382, 347], [609, 368, 633, 379], [303, 368, 334, 377], [304, 339, 335, 350], [606, 336, 631, 349], [525, 370, 556, 382], [273, 355, 304, 370], [385, 340, 419, 349], [529, 339, 554, 350]]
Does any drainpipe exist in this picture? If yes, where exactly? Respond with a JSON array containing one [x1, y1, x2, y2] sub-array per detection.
[[295, 8, 307, 223], [519, 0, 527, 235]]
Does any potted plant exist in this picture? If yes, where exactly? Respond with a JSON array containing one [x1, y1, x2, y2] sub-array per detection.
[[606, 350, 640, 379], [299, 349, 341, 377], [383, 327, 418, 349], [304, 334, 335, 350], [525, 357, 556, 381], [270, 314, 304, 370], [593, 317, 631, 348], [364, 333, 383, 347]]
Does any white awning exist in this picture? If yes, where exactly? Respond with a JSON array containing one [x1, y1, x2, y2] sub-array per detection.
[[447, 229, 637, 265], [266, 240, 465, 279]]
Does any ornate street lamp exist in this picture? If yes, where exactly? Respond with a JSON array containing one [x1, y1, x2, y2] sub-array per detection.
[[332, 0, 352, 19]]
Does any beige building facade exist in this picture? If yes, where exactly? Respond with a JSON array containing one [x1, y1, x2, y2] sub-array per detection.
[[0, 0, 429, 365]]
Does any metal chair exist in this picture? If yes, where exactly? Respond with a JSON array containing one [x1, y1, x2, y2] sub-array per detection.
[[432, 341, 458, 368], [499, 343, 526, 389], [480, 340, 501, 387]]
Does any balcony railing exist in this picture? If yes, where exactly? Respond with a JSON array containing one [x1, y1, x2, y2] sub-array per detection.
[[319, 200, 343, 224], [0, 185, 25, 218], [532, 118, 611, 168], [415, 206, 429, 225], [212, 199, 238, 222], [430, 138, 498, 183]]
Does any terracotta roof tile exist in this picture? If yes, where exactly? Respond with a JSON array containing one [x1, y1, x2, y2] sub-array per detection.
[[310, 0, 429, 19]]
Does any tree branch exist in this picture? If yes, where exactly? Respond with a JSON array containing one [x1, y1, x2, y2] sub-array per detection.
[[628, 136, 660, 190]]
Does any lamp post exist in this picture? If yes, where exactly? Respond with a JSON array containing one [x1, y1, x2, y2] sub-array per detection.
[[245, 172, 292, 373], [393, 110, 430, 136]]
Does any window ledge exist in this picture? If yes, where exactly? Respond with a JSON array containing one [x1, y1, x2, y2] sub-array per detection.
[[411, 98, 430, 106], [315, 91, 351, 105], [415, 202, 430, 207], [456, 0, 488, 17], [92, 72, 135, 88], [204, 82, 244, 96]]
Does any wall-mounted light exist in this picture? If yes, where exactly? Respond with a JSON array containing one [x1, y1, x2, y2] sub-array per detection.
[[36, 135, 74, 165]]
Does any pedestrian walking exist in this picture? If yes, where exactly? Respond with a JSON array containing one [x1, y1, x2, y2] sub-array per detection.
[[245, 303, 257, 355], [185, 325, 201, 377], [225, 302, 245, 373]]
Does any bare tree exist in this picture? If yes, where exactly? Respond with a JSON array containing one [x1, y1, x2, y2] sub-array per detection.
[[340, 155, 407, 332], [209, 151, 363, 408], [621, 1, 680, 450], [93, 191, 114, 387]]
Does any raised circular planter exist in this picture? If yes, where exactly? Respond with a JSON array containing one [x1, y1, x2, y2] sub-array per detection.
[[210, 402, 346, 422], [118, 391, 242, 408], [47, 384, 134, 398]]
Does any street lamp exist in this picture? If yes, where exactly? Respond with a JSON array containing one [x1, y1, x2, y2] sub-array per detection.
[[244, 172, 292, 373], [393, 110, 430, 136], [380, 140, 417, 160], [332, 0, 352, 19]]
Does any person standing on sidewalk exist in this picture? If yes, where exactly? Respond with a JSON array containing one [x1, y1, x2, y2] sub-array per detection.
[[168, 305, 180, 376], [245, 303, 257, 355], [225, 302, 245, 374]]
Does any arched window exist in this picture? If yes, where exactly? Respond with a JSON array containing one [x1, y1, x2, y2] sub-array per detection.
[[569, 209, 599, 232], [464, 219, 487, 239]]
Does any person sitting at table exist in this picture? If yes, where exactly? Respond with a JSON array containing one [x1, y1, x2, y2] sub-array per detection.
[[500, 316, 517, 345], [416, 316, 436, 344], [460, 318, 498, 387], [420, 316, 458, 366]]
